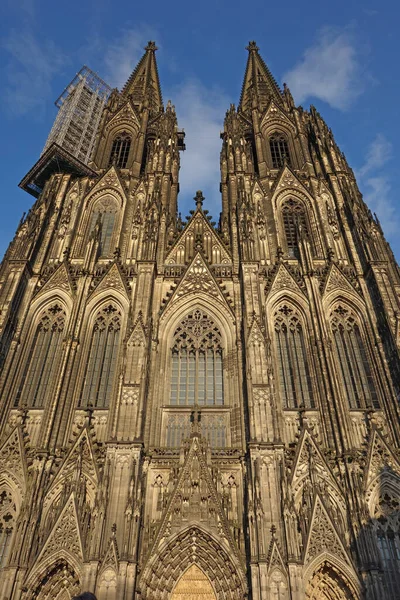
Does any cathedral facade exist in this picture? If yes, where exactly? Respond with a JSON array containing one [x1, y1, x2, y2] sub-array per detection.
[[0, 41, 399, 600]]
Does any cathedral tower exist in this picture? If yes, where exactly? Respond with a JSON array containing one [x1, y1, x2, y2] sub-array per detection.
[[0, 42, 399, 600]]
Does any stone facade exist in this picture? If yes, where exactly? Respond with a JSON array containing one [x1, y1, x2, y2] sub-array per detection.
[[0, 41, 399, 600]]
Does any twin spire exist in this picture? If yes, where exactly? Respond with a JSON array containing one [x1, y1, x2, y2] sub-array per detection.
[[121, 41, 163, 114], [120, 40, 282, 115]]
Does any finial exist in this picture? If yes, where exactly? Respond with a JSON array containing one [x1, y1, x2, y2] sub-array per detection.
[[246, 41, 259, 52], [194, 190, 204, 209], [145, 41, 158, 52]]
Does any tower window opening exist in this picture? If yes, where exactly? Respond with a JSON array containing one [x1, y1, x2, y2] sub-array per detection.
[[270, 133, 291, 169], [170, 309, 224, 406], [108, 134, 131, 168], [282, 198, 309, 259], [330, 305, 379, 409], [14, 304, 66, 408], [80, 304, 121, 408], [274, 304, 315, 409]]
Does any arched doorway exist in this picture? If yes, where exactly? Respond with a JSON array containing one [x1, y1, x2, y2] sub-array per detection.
[[171, 565, 216, 600], [305, 562, 357, 600]]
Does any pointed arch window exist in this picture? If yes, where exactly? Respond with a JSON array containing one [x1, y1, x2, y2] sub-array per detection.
[[108, 133, 131, 168], [274, 304, 315, 409], [282, 198, 310, 258], [15, 304, 66, 408], [170, 309, 224, 406], [0, 487, 17, 568], [88, 197, 118, 256], [80, 305, 121, 408], [330, 305, 379, 409], [269, 132, 291, 169]]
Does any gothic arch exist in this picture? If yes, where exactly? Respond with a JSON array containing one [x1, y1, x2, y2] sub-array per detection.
[[304, 559, 360, 600], [139, 526, 247, 600], [267, 297, 319, 411], [23, 559, 81, 600], [74, 299, 126, 410], [75, 192, 124, 258], [12, 299, 69, 408], [327, 299, 381, 410], [97, 566, 117, 600], [274, 190, 323, 258], [268, 568, 289, 600]]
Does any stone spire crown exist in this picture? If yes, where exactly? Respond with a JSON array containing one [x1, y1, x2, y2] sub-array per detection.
[[120, 40, 163, 114], [239, 40, 283, 113]]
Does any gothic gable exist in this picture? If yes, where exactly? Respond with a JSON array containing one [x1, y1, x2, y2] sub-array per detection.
[[364, 428, 400, 493], [272, 165, 311, 198], [44, 428, 99, 512], [100, 534, 119, 573], [266, 262, 306, 300], [165, 210, 231, 267], [161, 253, 234, 316], [36, 493, 84, 565], [290, 428, 343, 506], [104, 99, 141, 134], [248, 315, 266, 346], [267, 536, 287, 573], [260, 99, 295, 131], [36, 262, 75, 298], [149, 436, 240, 563], [0, 426, 28, 492], [86, 166, 127, 203], [322, 263, 360, 300], [303, 495, 350, 566], [89, 262, 129, 300]]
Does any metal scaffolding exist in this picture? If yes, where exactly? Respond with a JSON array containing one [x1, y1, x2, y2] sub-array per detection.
[[42, 66, 112, 165]]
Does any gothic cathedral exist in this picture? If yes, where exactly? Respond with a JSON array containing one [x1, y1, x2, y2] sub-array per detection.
[[0, 41, 399, 600]]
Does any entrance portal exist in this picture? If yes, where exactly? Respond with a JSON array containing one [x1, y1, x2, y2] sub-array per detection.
[[171, 565, 217, 600]]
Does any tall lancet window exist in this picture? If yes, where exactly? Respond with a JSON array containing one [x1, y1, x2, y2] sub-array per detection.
[[274, 304, 315, 409], [108, 133, 131, 168], [15, 304, 66, 407], [80, 305, 121, 408], [269, 132, 291, 169], [170, 309, 224, 406], [88, 197, 118, 256], [330, 305, 379, 409], [282, 198, 310, 258]]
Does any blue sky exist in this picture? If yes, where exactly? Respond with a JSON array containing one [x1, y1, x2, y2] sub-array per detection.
[[1, 0, 399, 259]]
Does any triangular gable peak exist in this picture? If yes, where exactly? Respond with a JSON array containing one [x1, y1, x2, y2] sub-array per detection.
[[266, 262, 306, 300], [86, 166, 127, 203], [100, 534, 119, 573], [0, 426, 28, 492], [44, 428, 99, 512], [165, 209, 231, 268], [35, 261, 75, 298], [248, 315, 266, 346], [148, 435, 240, 562], [104, 99, 141, 134], [127, 313, 147, 347], [272, 165, 311, 199], [322, 263, 360, 300], [161, 252, 234, 317], [267, 537, 287, 573], [290, 428, 343, 503], [261, 99, 296, 131], [304, 495, 350, 566], [36, 493, 84, 565], [364, 428, 400, 493], [89, 262, 129, 300]]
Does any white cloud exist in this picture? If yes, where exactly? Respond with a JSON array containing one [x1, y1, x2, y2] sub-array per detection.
[[283, 28, 362, 110], [167, 80, 229, 220], [357, 135, 396, 236], [102, 26, 159, 90], [2, 29, 66, 116], [357, 133, 392, 178]]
